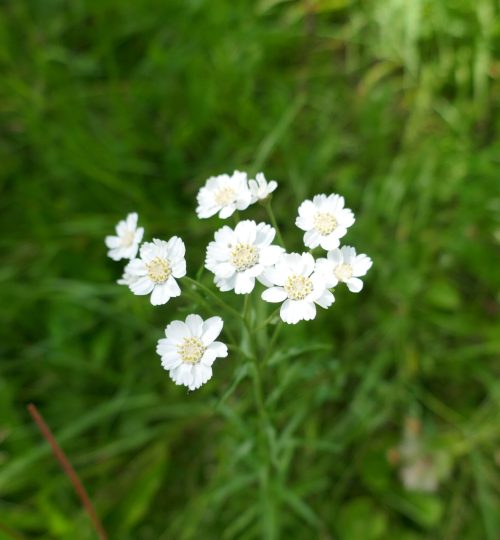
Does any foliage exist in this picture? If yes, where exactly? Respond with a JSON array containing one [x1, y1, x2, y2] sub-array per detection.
[[0, 0, 499, 538]]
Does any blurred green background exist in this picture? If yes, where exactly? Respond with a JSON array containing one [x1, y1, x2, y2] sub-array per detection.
[[1, 0, 500, 538]]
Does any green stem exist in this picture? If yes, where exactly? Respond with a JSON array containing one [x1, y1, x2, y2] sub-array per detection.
[[182, 287, 238, 347], [244, 295, 278, 539], [263, 200, 286, 249], [183, 276, 243, 321], [252, 307, 280, 334]]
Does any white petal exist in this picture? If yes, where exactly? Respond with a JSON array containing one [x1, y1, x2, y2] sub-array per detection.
[[126, 212, 138, 228], [165, 276, 181, 297], [219, 205, 236, 219], [161, 355, 183, 370], [254, 222, 275, 246], [167, 236, 185, 260], [327, 249, 343, 265], [259, 245, 284, 266], [300, 301, 317, 321], [130, 276, 154, 295], [301, 253, 315, 276], [352, 255, 373, 277], [201, 316, 224, 345], [262, 287, 287, 303], [202, 341, 228, 366], [235, 220, 257, 244], [297, 200, 315, 221], [214, 274, 237, 292], [165, 320, 190, 342], [105, 235, 121, 249], [315, 289, 335, 309], [212, 262, 236, 279], [340, 245, 357, 263], [234, 273, 255, 294], [346, 277, 363, 293], [185, 314, 204, 337], [319, 234, 340, 251], [156, 339, 177, 356], [150, 283, 172, 305], [337, 209, 355, 228], [171, 258, 187, 278], [280, 299, 302, 324], [304, 229, 320, 249]]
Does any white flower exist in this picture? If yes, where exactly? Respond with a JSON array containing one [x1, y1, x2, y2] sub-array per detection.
[[196, 170, 252, 219], [156, 314, 228, 391], [261, 252, 334, 324], [316, 246, 372, 292], [125, 237, 186, 305], [249, 172, 278, 203], [296, 194, 355, 250], [205, 220, 284, 294], [105, 212, 144, 261]]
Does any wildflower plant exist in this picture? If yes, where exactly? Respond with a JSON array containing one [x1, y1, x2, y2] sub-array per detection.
[[107, 170, 372, 390], [106, 170, 372, 529]]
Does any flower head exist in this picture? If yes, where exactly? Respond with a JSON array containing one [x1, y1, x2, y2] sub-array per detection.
[[196, 170, 252, 219], [296, 194, 355, 250], [316, 246, 372, 292], [205, 220, 284, 294], [249, 173, 278, 203], [261, 252, 334, 324], [105, 212, 144, 261], [156, 314, 228, 391], [125, 237, 186, 305]]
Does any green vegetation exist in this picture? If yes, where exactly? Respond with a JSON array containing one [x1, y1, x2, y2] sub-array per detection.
[[1, 0, 499, 538]]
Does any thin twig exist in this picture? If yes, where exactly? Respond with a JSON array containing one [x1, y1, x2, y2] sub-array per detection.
[[27, 404, 108, 540]]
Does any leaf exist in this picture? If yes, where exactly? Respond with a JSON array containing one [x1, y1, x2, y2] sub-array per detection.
[[106, 443, 168, 534], [337, 497, 388, 540]]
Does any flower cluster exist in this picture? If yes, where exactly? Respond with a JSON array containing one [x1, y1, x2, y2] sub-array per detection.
[[106, 170, 371, 390]]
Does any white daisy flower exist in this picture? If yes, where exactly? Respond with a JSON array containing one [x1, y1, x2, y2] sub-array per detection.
[[125, 237, 186, 305], [105, 212, 144, 261], [296, 194, 355, 250], [316, 246, 372, 292], [249, 172, 278, 203], [205, 220, 284, 294], [261, 252, 334, 324], [196, 170, 252, 219], [156, 314, 228, 391]]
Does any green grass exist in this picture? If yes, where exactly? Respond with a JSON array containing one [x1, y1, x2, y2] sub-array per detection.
[[1, 0, 499, 538]]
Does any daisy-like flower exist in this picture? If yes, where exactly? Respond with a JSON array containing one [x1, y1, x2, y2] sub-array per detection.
[[316, 246, 372, 292], [249, 172, 278, 203], [261, 252, 334, 324], [196, 170, 252, 219], [156, 314, 228, 391], [205, 220, 284, 294], [105, 212, 144, 261], [296, 194, 355, 250], [125, 237, 186, 305]]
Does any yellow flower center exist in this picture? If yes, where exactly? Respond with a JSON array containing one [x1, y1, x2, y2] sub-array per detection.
[[146, 257, 171, 284], [313, 212, 337, 235], [215, 186, 236, 206], [335, 263, 353, 282], [230, 243, 259, 272], [177, 337, 205, 364], [284, 274, 313, 300]]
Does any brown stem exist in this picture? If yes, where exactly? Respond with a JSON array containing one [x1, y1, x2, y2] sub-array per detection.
[[27, 404, 108, 540]]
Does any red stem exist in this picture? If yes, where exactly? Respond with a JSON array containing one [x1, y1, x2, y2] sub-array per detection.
[[27, 404, 108, 540]]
